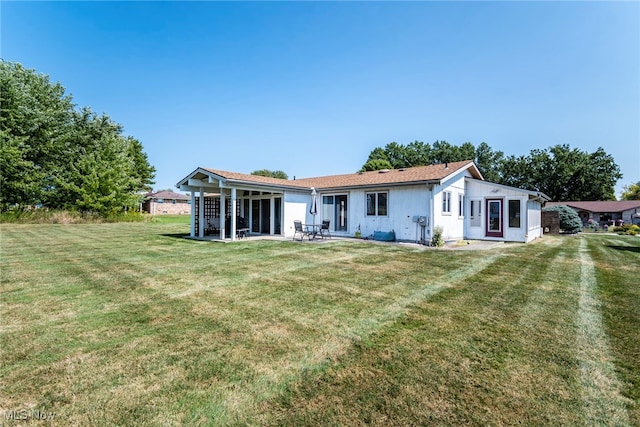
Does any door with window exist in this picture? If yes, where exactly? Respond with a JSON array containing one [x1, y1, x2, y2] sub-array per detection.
[[322, 195, 348, 232], [486, 199, 503, 238]]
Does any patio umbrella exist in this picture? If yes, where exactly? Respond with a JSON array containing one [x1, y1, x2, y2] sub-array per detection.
[[310, 187, 318, 227]]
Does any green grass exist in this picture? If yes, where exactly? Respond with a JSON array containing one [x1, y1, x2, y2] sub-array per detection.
[[149, 214, 191, 225], [1, 224, 638, 426]]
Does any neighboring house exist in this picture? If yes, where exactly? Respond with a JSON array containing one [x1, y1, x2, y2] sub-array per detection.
[[545, 200, 640, 227], [176, 160, 550, 243], [142, 190, 190, 215]]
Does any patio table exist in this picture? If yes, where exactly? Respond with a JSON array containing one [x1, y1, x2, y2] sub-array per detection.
[[303, 224, 322, 239]]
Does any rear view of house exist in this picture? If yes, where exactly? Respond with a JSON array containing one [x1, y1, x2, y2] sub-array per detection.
[[176, 160, 549, 243], [545, 201, 640, 227], [142, 190, 190, 215]]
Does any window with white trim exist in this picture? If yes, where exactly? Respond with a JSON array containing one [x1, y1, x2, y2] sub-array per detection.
[[470, 199, 481, 227], [366, 192, 388, 216], [442, 191, 451, 214], [458, 194, 465, 217]]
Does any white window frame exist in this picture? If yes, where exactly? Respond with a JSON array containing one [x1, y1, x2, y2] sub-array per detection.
[[442, 191, 452, 214], [470, 199, 481, 227], [458, 194, 465, 218], [366, 191, 388, 216]]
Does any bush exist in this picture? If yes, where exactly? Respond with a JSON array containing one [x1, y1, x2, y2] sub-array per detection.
[[583, 218, 600, 232], [612, 223, 640, 236], [431, 226, 445, 247], [0, 209, 148, 224], [542, 205, 582, 234]]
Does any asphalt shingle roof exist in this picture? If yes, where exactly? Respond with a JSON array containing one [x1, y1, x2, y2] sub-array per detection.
[[146, 190, 190, 200], [202, 160, 481, 191], [546, 200, 640, 212]]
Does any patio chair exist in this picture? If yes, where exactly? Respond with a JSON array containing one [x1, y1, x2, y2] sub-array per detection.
[[293, 220, 311, 241], [319, 220, 331, 239]]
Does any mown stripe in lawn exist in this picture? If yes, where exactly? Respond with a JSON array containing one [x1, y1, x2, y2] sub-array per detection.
[[262, 237, 602, 426], [576, 237, 631, 425]]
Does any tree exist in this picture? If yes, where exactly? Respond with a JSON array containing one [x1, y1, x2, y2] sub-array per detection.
[[502, 145, 621, 201], [474, 142, 504, 183], [0, 60, 155, 213], [0, 61, 74, 207], [542, 205, 582, 233], [621, 182, 640, 200], [360, 140, 622, 201], [360, 158, 393, 172], [251, 169, 288, 179]]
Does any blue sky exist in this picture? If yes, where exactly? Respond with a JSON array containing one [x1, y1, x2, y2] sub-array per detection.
[[2, 1, 639, 197]]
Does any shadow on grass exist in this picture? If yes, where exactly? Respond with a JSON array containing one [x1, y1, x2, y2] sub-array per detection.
[[161, 233, 191, 239], [606, 245, 640, 253]]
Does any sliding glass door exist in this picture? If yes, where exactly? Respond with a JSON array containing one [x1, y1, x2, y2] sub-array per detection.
[[322, 194, 348, 232]]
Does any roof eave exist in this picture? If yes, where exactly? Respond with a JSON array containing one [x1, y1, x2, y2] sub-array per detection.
[[316, 179, 441, 192]]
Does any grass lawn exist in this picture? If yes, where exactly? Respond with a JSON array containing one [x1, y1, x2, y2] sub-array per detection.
[[1, 223, 638, 426]]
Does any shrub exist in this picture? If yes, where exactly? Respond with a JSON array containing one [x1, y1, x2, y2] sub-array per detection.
[[0, 209, 148, 224], [613, 223, 640, 236], [431, 226, 445, 247], [583, 218, 600, 232], [542, 205, 582, 234]]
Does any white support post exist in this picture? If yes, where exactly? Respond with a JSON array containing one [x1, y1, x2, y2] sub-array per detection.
[[248, 195, 252, 234], [219, 190, 226, 240], [198, 187, 204, 238], [270, 197, 275, 236], [190, 191, 196, 237], [231, 188, 237, 241]]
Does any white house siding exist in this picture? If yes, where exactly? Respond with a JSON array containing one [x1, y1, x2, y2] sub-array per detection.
[[526, 200, 543, 242], [283, 190, 314, 238], [433, 174, 468, 241], [465, 179, 543, 243], [346, 185, 431, 241]]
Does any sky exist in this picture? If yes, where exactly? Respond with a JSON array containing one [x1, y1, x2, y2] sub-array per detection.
[[2, 1, 639, 198]]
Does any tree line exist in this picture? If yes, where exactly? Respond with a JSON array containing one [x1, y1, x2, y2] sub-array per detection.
[[361, 141, 623, 201], [1, 61, 155, 214]]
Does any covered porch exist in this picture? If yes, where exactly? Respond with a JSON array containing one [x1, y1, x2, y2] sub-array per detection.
[[176, 168, 312, 241]]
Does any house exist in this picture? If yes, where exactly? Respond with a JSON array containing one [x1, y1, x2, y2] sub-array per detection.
[[545, 200, 640, 227], [142, 190, 190, 215], [175, 160, 550, 243]]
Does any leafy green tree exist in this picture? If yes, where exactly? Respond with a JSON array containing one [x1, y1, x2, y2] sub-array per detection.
[[0, 61, 74, 207], [474, 142, 504, 183], [621, 182, 640, 200], [360, 140, 621, 201], [251, 169, 288, 179], [501, 145, 621, 201], [0, 60, 155, 213], [542, 205, 583, 233], [360, 158, 393, 172]]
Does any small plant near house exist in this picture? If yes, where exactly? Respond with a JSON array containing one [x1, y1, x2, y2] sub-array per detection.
[[583, 218, 600, 233], [542, 205, 582, 234], [431, 225, 445, 247], [613, 223, 639, 236]]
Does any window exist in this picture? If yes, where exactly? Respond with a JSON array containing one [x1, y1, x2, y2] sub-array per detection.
[[470, 200, 481, 227], [366, 192, 388, 216], [509, 199, 521, 228], [442, 191, 451, 214], [458, 194, 465, 217], [157, 198, 164, 203]]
